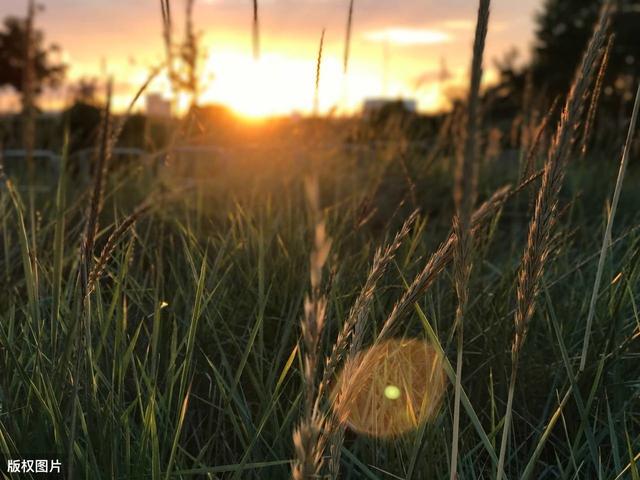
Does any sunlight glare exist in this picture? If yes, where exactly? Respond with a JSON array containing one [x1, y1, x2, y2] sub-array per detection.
[[199, 50, 392, 118]]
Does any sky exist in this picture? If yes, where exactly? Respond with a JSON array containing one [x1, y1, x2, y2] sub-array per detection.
[[0, 0, 542, 117]]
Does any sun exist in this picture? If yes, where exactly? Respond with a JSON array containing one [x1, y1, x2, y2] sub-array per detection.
[[199, 51, 319, 118], [193, 47, 448, 119]]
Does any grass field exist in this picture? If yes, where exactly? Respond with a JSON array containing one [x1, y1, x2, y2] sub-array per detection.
[[1, 1, 640, 479]]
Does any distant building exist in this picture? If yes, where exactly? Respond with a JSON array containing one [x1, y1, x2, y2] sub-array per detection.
[[146, 93, 172, 118], [362, 98, 417, 119]]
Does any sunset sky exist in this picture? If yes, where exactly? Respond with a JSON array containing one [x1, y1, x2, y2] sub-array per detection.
[[0, 0, 542, 116]]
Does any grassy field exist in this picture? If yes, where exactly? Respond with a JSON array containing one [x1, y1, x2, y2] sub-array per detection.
[[1, 2, 640, 480]]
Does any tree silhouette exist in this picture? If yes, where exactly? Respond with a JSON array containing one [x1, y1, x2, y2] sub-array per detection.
[[532, 0, 640, 98], [0, 14, 66, 108]]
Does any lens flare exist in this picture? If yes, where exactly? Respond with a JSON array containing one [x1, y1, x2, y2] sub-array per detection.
[[332, 339, 446, 437], [384, 385, 401, 400]]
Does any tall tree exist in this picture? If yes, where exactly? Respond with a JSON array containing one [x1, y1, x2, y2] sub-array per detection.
[[0, 11, 66, 109], [532, 0, 640, 98]]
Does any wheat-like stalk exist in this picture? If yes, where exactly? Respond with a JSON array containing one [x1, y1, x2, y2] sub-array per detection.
[[496, 4, 613, 479], [511, 2, 611, 359], [378, 184, 512, 342], [86, 202, 152, 297], [320, 211, 418, 396], [343, 0, 354, 75], [67, 78, 114, 480], [450, 2, 490, 477], [79, 79, 113, 295], [324, 182, 525, 478], [322, 210, 418, 478], [160, 0, 199, 105], [160, 0, 174, 88], [313, 29, 326, 116], [519, 98, 559, 185], [292, 176, 332, 480], [581, 34, 614, 157], [252, 0, 260, 60]]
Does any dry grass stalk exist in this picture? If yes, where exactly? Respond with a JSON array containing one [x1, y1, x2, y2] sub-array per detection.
[[378, 184, 512, 342], [328, 192, 505, 474], [22, 0, 40, 295], [160, 0, 199, 105], [580, 80, 640, 371], [79, 79, 113, 294], [511, 2, 611, 361], [68, 79, 114, 480], [86, 201, 152, 297], [519, 98, 559, 185], [424, 108, 457, 173], [519, 70, 535, 152], [581, 34, 614, 157], [160, 0, 174, 84], [252, 0, 260, 60], [367, 171, 542, 350], [313, 29, 326, 116], [343, 0, 354, 75], [454, 0, 488, 222], [497, 5, 613, 479], [292, 176, 332, 480], [183, 0, 199, 105], [110, 65, 162, 148], [320, 210, 418, 396], [451, 2, 490, 477], [321, 211, 418, 478]]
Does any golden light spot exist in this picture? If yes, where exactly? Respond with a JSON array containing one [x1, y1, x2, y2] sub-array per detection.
[[332, 339, 446, 437], [384, 385, 401, 400]]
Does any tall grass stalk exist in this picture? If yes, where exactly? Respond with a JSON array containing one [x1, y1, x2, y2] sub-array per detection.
[[23, 0, 39, 310], [496, 5, 613, 479], [68, 80, 113, 480], [160, 0, 174, 91], [292, 176, 332, 480], [320, 211, 417, 396], [325, 211, 418, 479], [581, 34, 614, 157], [79, 79, 113, 294], [252, 0, 260, 60], [313, 29, 326, 117], [450, 2, 489, 478], [378, 184, 512, 342], [160, 0, 200, 106], [86, 201, 152, 297], [343, 0, 354, 75], [580, 80, 640, 371]]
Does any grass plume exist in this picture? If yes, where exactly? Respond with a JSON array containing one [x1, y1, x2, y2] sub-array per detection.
[[581, 34, 614, 157], [343, 0, 354, 75], [496, 4, 613, 478], [292, 176, 332, 480], [253, 0, 260, 60], [378, 183, 512, 342], [323, 211, 418, 478], [313, 29, 326, 116], [450, 2, 490, 478]]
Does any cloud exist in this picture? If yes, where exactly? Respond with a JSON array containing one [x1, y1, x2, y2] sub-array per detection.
[[363, 27, 450, 46]]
